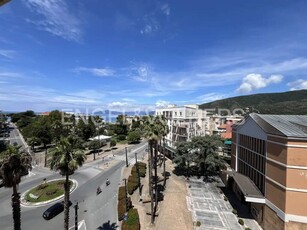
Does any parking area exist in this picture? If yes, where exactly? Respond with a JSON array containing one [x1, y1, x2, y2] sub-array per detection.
[[186, 178, 262, 230]]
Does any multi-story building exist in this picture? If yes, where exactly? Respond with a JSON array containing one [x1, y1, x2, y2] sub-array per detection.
[[230, 113, 307, 230], [155, 104, 209, 147]]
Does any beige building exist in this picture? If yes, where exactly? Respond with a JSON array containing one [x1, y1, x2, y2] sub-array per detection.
[[230, 113, 307, 230]]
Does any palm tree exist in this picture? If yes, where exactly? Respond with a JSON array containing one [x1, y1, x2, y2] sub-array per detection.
[[0, 145, 32, 230], [142, 115, 168, 224], [48, 136, 86, 230]]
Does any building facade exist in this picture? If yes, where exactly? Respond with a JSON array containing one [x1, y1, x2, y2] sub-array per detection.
[[155, 104, 209, 147], [231, 113, 307, 230]]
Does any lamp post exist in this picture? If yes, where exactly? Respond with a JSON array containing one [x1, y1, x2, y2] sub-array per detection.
[[74, 202, 79, 230], [123, 178, 129, 212], [125, 147, 128, 167], [135, 152, 141, 197]]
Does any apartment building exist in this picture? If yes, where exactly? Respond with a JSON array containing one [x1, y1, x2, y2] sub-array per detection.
[[155, 104, 209, 147], [230, 113, 307, 230]]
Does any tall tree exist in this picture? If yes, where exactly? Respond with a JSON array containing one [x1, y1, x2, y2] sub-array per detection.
[[48, 136, 86, 230], [173, 136, 225, 179], [0, 145, 32, 230], [142, 115, 168, 224]]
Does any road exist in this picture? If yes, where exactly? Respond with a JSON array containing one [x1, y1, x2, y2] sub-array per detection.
[[0, 126, 147, 230]]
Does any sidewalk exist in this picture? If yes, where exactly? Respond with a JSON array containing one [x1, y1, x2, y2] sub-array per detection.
[[120, 153, 193, 230]]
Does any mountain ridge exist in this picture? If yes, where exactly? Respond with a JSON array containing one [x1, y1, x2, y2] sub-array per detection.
[[199, 90, 307, 115]]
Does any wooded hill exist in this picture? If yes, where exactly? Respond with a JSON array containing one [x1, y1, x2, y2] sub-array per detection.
[[199, 90, 307, 115]]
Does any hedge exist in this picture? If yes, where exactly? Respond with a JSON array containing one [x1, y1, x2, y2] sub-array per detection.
[[118, 197, 132, 221], [118, 186, 126, 200], [121, 208, 140, 230], [127, 174, 139, 195]]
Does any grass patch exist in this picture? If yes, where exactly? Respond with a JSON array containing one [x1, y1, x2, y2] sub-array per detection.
[[121, 208, 140, 230], [25, 180, 73, 203]]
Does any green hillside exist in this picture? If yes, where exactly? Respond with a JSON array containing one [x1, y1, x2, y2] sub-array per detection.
[[199, 90, 307, 115]]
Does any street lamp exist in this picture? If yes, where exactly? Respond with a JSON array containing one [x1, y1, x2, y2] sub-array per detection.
[[123, 178, 129, 212], [135, 152, 141, 197], [74, 202, 79, 230], [125, 147, 128, 167]]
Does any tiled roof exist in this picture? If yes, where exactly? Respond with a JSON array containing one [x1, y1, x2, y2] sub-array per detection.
[[250, 113, 307, 138], [221, 132, 232, 139]]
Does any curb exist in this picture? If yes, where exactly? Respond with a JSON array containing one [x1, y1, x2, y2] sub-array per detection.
[[21, 178, 78, 207]]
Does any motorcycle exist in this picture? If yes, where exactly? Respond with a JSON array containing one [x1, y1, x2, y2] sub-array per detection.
[[106, 180, 110, 186], [96, 186, 102, 195]]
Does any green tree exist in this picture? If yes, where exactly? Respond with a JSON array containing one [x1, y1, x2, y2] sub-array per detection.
[[110, 139, 117, 148], [33, 117, 52, 167], [142, 115, 168, 224], [173, 136, 225, 179], [127, 130, 141, 144], [76, 118, 96, 141], [48, 136, 86, 230], [0, 145, 32, 230]]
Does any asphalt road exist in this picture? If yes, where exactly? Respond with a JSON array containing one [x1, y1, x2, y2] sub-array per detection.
[[0, 138, 147, 230]]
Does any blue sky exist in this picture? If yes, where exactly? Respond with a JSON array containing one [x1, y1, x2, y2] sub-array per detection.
[[1, 0, 307, 112]]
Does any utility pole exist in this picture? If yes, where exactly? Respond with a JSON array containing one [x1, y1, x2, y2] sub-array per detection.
[[74, 202, 78, 230], [163, 137, 166, 187], [125, 146, 129, 167], [135, 152, 141, 196], [123, 178, 129, 212]]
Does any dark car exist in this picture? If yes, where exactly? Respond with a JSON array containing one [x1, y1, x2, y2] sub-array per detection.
[[42, 200, 72, 220]]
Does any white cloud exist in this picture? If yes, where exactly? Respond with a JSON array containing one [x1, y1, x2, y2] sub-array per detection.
[[196, 93, 225, 103], [140, 15, 159, 35], [129, 63, 152, 82], [107, 101, 129, 108], [161, 4, 170, 16], [74, 67, 115, 77], [155, 100, 171, 108], [0, 72, 23, 78], [287, 79, 307, 90], [236, 74, 283, 93], [24, 0, 82, 42], [0, 49, 16, 59]]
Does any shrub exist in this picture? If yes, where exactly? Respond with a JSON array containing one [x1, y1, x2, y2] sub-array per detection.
[[245, 228, 251, 230], [238, 219, 244, 225], [117, 134, 126, 141], [118, 186, 126, 200], [118, 197, 132, 221], [196, 221, 201, 227], [46, 189, 58, 195], [37, 184, 48, 190], [121, 208, 140, 230], [232, 209, 237, 215], [224, 196, 228, 201]]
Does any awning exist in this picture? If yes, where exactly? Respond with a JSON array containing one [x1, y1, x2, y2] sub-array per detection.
[[229, 171, 265, 204], [164, 145, 176, 153], [224, 140, 232, 145], [89, 135, 112, 141]]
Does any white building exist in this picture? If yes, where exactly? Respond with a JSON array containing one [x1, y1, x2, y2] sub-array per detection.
[[155, 104, 210, 147], [156, 105, 244, 147]]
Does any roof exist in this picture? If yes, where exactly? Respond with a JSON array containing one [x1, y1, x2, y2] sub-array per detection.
[[234, 113, 307, 138], [90, 135, 112, 141], [229, 171, 264, 200], [218, 124, 227, 129], [250, 113, 307, 138], [221, 132, 232, 139]]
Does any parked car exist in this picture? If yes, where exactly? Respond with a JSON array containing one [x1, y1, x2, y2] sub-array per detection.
[[42, 200, 72, 220]]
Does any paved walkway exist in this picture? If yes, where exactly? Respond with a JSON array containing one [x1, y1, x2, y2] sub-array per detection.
[[187, 178, 262, 230]]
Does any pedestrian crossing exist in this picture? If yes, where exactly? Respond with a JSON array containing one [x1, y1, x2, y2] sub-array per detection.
[[113, 155, 136, 164]]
